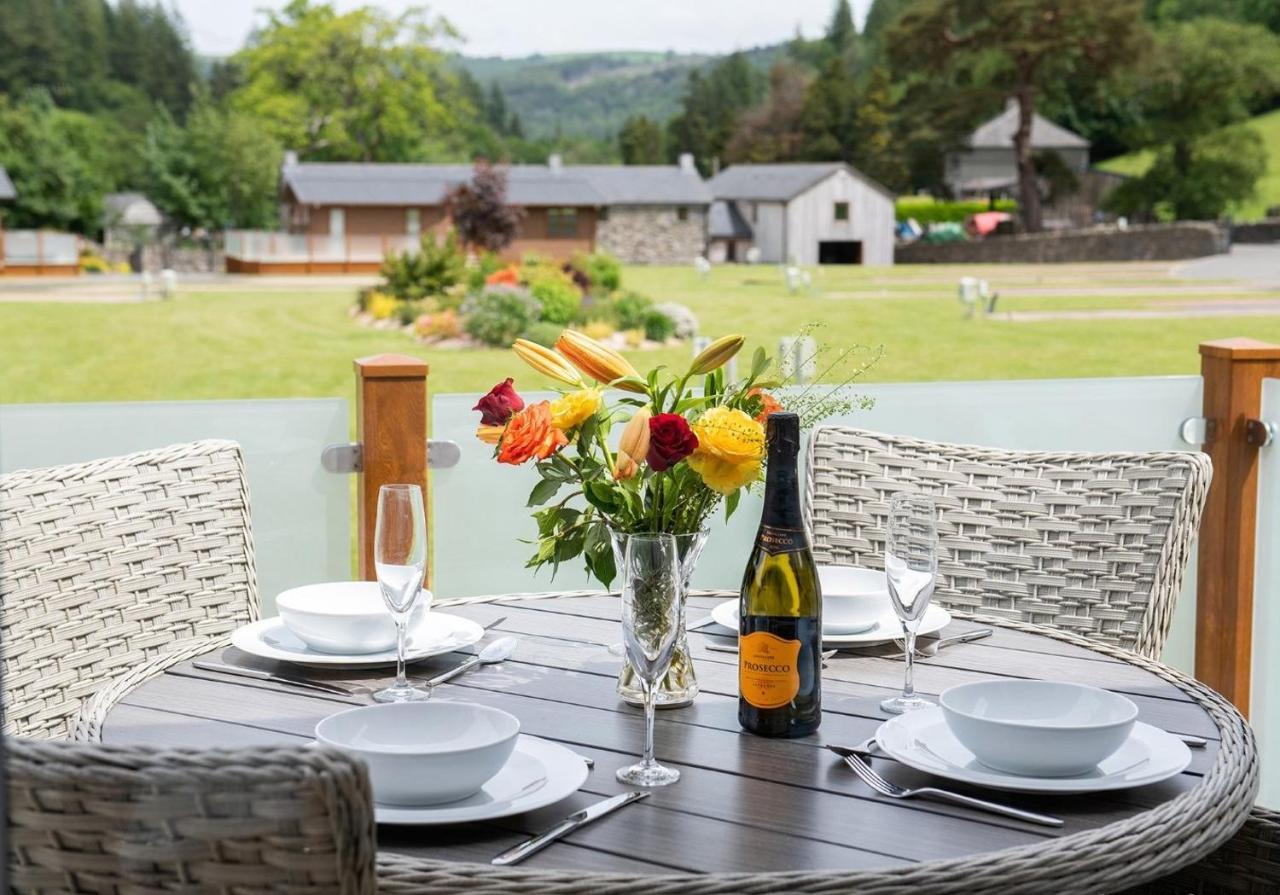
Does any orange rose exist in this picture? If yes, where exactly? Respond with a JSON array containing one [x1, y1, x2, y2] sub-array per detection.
[[497, 402, 568, 465], [747, 387, 783, 423]]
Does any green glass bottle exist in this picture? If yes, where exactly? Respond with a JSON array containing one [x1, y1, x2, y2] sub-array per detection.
[[738, 411, 823, 737]]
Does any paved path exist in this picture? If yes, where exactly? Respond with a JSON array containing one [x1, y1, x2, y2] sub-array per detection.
[[1004, 298, 1280, 322], [1173, 244, 1280, 285]]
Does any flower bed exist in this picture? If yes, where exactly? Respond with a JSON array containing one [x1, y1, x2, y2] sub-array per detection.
[[352, 233, 696, 351]]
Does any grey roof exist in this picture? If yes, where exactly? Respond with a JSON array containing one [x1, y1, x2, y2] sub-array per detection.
[[282, 162, 710, 208], [967, 100, 1089, 150], [708, 200, 752, 239], [0, 165, 14, 201], [709, 162, 895, 202], [103, 192, 163, 227]]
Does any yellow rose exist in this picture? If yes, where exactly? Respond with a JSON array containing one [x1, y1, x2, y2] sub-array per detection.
[[687, 406, 764, 494], [549, 389, 602, 431]]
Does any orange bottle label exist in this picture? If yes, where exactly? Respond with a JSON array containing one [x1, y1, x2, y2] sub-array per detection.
[[739, 631, 802, 709]]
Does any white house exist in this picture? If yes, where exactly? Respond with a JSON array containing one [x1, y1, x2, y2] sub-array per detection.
[[706, 162, 895, 266], [945, 100, 1090, 197]]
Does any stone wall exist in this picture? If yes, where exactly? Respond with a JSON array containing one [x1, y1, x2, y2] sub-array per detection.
[[895, 222, 1227, 264], [1232, 219, 1280, 244], [595, 206, 707, 265]]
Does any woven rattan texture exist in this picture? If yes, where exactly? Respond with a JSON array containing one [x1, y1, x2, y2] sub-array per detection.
[[803, 427, 1211, 659], [0, 440, 260, 740], [1125, 807, 1280, 894], [7, 738, 377, 894]]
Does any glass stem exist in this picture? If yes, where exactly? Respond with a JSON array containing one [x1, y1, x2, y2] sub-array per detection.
[[395, 617, 408, 689], [642, 680, 656, 768], [902, 624, 917, 699]]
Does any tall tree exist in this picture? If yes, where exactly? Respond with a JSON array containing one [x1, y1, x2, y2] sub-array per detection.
[[446, 160, 524, 252], [724, 63, 811, 163], [827, 0, 857, 58], [618, 115, 665, 164], [798, 57, 859, 161], [666, 52, 765, 173], [887, 0, 1146, 231], [853, 65, 907, 190]]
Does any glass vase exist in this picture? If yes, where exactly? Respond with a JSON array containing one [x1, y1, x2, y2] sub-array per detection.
[[609, 528, 707, 709]]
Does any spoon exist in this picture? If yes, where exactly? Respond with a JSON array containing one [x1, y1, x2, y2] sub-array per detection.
[[423, 637, 518, 687]]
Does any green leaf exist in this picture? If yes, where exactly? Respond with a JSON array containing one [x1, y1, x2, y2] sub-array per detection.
[[725, 488, 741, 521], [751, 346, 769, 380], [584, 480, 620, 515], [527, 478, 562, 507]]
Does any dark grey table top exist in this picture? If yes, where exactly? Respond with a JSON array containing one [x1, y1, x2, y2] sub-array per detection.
[[100, 592, 1232, 877]]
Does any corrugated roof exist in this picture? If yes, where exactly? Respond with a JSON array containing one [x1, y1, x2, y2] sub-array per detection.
[[0, 165, 15, 201], [282, 162, 710, 207], [967, 100, 1089, 150], [708, 200, 752, 239], [709, 162, 895, 202]]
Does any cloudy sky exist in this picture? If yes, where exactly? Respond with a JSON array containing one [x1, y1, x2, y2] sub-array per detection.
[[173, 0, 873, 58]]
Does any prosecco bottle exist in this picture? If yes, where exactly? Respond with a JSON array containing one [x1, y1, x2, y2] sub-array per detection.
[[738, 411, 823, 737]]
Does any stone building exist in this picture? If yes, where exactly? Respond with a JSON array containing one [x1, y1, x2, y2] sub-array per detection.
[[945, 100, 1090, 197]]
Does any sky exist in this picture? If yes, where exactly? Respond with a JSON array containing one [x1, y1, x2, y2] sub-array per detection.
[[173, 0, 874, 59]]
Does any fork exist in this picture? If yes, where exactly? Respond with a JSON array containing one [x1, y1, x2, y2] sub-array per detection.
[[827, 746, 1064, 827]]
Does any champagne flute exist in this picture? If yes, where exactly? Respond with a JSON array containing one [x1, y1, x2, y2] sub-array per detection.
[[880, 493, 938, 715], [616, 533, 682, 787], [373, 483, 430, 704]]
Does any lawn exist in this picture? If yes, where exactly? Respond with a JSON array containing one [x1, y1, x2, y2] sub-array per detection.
[[1098, 108, 1280, 221], [2, 263, 1278, 407]]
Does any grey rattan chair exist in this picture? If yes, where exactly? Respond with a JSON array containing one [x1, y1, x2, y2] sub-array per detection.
[[1126, 807, 1280, 893], [0, 440, 260, 741], [804, 426, 1211, 659], [7, 738, 377, 894]]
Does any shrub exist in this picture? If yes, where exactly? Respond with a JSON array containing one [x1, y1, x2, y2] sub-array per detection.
[[531, 278, 582, 325], [468, 251, 505, 292], [414, 309, 462, 341], [378, 230, 466, 301], [622, 328, 646, 348], [485, 264, 521, 287], [79, 252, 112, 274], [583, 319, 616, 341], [356, 286, 375, 311], [642, 308, 677, 342], [463, 287, 541, 347], [571, 251, 622, 293], [523, 321, 565, 348], [653, 302, 698, 339], [366, 290, 398, 320], [895, 197, 1018, 225], [614, 291, 652, 330], [395, 299, 423, 326]]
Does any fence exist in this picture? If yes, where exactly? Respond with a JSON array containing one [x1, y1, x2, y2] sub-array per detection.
[[223, 230, 417, 274], [1, 229, 79, 274]]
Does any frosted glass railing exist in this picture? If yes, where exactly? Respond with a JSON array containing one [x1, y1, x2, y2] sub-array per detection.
[[0, 399, 350, 615], [1253, 378, 1280, 807], [1, 230, 75, 264], [432, 375, 1203, 670]]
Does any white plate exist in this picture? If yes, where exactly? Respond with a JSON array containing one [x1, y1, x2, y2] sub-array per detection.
[[708, 599, 951, 646], [231, 611, 484, 668], [875, 706, 1191, 794], [373, 735, 588, 825]]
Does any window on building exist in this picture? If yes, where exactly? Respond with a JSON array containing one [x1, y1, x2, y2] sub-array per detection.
[[547, 207, 578, 238], [406, 208, 420, 237], [676, 206, 689, 222], [834, 201, 850, 221], [599, 206, 609, 222]]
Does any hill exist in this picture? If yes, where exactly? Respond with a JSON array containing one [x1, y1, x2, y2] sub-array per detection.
[[454, 46, 783, 143], [1098, 109, 1280, 221]]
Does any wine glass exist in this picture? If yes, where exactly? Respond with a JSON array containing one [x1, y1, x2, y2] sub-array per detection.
[[880, 493, 939, 715], [373, 484, 430, 704], [616, 533, 682, 787]]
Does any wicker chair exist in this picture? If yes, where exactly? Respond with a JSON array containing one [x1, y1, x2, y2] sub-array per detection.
[[0, 439, 260, 741], [804, 426, 1212, 659], [1126, 806, 1280, 894], [6, 738, 378, 894]]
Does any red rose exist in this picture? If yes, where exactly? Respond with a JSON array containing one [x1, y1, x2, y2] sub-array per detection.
[[647, 413, 699, 472], [473, 378, 525, 426]]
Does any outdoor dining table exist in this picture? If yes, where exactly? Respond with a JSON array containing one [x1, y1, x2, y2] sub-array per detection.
[[98, 589, 1258, 893]]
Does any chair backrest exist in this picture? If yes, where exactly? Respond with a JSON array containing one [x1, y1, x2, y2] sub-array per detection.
[[0, 440, 260, 739], [804, 426, 1211, 658], [7, 738, 376, 895]]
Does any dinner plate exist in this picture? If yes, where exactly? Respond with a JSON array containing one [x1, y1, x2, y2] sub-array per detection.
[[373, 735, 589, 825], [230, 611, 484, 668], [708, 599, 951, 646], [875, 706, 1191, 794]]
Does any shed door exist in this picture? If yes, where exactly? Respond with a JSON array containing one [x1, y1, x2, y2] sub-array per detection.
[[818, 241, 862, 264], [329, 207, 346, 238]]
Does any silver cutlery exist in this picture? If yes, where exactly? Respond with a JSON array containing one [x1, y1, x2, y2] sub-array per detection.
[[1178, 733, 1207, 749], [424, 636, 518, 687], [192, 661, 353, 696], [826, 745, 1064, 828], [491, 791, 650, 865], [687, 615, 719, 631], [483, 615, 508, 631], [876, 628, 993, 659]]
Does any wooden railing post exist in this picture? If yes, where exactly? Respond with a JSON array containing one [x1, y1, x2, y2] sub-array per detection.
[[355, 354, 429, 581], [1196, 338, 1280, 714]]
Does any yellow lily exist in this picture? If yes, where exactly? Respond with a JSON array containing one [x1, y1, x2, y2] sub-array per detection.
[[689, 334, 745, 376], [556, 331, 646, 393], [512, 338, 582, 387]]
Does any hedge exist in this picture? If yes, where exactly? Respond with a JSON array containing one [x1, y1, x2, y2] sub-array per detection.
[[896, 197, 1019, 224]]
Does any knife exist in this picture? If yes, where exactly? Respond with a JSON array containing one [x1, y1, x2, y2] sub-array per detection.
[[192, 661, 353, 696], [491, 791, 650, 866]]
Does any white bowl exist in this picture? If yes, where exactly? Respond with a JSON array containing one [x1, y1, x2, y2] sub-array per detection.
[[316, 702, 520, 806], [817, 566, 887, 634], [939, 681, 1138, 777], [276, 582, 428, 655]]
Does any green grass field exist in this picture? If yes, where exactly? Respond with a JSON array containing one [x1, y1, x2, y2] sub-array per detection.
[[2, 262, 1278, 407], [1099, 108, 1280, 220]]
